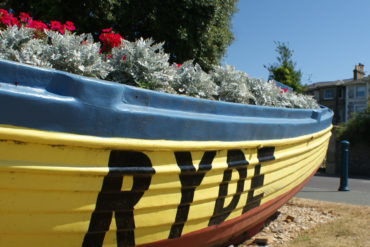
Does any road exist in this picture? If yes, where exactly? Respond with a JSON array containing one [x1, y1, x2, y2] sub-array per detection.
[[295, 174, 370, 206]]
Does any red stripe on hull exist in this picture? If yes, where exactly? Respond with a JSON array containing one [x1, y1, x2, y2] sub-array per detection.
[[138, 166, 319, 247]]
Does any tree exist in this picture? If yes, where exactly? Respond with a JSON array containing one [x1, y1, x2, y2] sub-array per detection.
[[337, 104, 370, 145], [2, 0, 238, 71], [265, 41, 304, 93]]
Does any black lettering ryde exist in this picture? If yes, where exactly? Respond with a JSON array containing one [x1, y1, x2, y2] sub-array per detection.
[[169, 151, 216, 239], [208, 150, 248, 226], [243, 147, 275, 213], [82, 151, 155, 247]]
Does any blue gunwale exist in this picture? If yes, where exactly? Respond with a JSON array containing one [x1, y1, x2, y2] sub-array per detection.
[[0, 59, 333, 141]]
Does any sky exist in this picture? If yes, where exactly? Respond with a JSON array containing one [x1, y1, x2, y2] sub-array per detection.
[[223, 0, 370, 85]]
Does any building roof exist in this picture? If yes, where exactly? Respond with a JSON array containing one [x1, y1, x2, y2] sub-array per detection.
[[343, 75, 370, 86], [306, 75, 370, 91], [306, 78, 351, 91]]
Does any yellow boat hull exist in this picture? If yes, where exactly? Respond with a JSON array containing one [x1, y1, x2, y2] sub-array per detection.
[[0, 125, 331, 247]]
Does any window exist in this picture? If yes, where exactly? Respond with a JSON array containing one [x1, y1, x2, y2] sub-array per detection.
[[348, 86, 355, 99], [323, 89, 334, 99], [348, 104, 354, 119], [355, 105, 365, 113], [356, 86, 365, 98], [337, 109, 344, 123], [338, 88, 344, 99], [314, 91, 319, 100]]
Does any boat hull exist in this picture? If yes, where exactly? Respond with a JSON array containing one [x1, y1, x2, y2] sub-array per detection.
[[138, 166, 319, 247], [0, 59, 333, 246], [0, 125, 330, 247]]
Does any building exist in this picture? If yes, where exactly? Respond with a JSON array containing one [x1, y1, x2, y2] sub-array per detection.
[[306, 63, 370, 124], [345, 64, 370, 121], [306, 79, 347, 125]]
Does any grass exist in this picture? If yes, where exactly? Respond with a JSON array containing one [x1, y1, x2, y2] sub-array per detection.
[[284, 198, 370, 247]]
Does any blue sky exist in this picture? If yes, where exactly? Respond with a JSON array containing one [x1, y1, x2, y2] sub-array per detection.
[[223, 0, 370, 84]]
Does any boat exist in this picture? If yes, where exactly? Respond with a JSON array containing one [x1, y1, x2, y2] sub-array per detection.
[[0, 59, 333, 247]]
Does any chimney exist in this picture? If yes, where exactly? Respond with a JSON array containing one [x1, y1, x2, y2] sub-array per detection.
[[353, 63, 364, 80]]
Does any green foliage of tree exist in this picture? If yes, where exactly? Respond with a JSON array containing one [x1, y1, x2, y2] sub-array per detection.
[[3, 0, 238, 71], [265, 41, 304, 93], [336, 104, 370, 145]]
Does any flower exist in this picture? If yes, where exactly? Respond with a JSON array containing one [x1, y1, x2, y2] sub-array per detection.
[[50, 21, 68, 34], [19, 12, 31, 23], [99, 31, 123, 53], [280, 88, 288, 93], [50, 21, 61, 29], [0, 10, 19, 28], [27, 20, 48, 30], [50, 20, 65, 34], [102, 28, 112, 33], [0, 9, 11, 26], [26, 19, 48, 39], [64, 21, 75, 31], [49, 20, 76, 34], [0, 9, 8, 19], [9, 13, 19, 27]]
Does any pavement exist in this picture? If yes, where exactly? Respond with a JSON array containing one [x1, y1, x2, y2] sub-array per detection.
[[295, 174, 370, 206]]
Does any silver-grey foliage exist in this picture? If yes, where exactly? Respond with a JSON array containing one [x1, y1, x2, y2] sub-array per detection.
[[0, 26, 49, 66], [211, 65, 255, 104], [45, 30, 112, 78], [172, 61, 218, 99], [0, 26, 319, 109], [109, 38, 176, 93], [0, 26, 112, 78]]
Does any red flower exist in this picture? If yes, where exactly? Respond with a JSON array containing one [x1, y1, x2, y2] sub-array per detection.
[[176, 63, 182, 68], [9, 13, 19, 27], [122, 55, 126, 61], [26, 20, 48, 30], [102, 28, 112, 33], [49, 21, 75, 34], [49, 20, 66, 34], [0, 9, 8, 18], [50, 21, 62, 30], [280, 88, 288, 94], [0, 9, 11, 26], [0, 17, 10, 26], [99, 31, 123, 53], [19, 12, 31, 23], [99, 33, 123, 46], [64, 21, 75, 31]]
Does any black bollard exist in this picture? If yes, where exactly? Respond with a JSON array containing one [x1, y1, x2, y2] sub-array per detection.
[[338, 140, 350, 191]]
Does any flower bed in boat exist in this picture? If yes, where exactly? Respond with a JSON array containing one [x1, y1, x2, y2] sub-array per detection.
[[0, 9, 318, 109]]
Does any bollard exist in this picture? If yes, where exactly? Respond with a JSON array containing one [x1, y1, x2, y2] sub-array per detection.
[[338, 140, 350, 191]]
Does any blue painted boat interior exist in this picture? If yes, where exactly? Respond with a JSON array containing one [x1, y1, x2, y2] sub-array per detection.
[[0, 59, 333, 141]]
